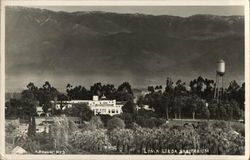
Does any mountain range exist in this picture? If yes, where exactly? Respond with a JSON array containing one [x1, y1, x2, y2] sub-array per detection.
[[5, 6, 245, 91]]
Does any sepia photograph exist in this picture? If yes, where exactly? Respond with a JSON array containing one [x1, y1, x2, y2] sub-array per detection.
[[0, 0, 249, 159]]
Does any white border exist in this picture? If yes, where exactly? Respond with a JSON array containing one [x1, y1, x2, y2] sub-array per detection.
[[0, 0, 249, 160]]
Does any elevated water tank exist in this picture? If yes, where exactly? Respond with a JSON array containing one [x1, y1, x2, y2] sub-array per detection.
[[216, 59, 225, 76]]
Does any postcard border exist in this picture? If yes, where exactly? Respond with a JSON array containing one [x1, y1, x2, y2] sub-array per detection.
[[0, 0, 249, 160]]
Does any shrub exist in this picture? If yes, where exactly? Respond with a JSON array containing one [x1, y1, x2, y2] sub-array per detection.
[[107, 117, 125, 131], [70, 129, 111, 153], [211, 121, 229, 131], [230, 123, 245, 136], [99, 114, 112, 127], [89, 116, 104, 130]]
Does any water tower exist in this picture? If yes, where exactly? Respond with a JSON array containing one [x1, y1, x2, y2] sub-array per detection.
[[214, 59, 225, 101]]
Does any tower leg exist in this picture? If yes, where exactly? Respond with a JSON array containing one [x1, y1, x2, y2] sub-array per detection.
[[214, 74, 218, 100], [221, 75, 224, 100]]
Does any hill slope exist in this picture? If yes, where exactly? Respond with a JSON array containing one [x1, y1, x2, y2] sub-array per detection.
[[5, 7, 245, 91]]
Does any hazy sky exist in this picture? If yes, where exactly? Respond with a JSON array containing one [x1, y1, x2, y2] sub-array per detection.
[[32, 6, 244, 17]]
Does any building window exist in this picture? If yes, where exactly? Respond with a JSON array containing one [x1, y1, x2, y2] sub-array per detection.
[[116, 110, 118, 113], [112, 109, 115, 113]]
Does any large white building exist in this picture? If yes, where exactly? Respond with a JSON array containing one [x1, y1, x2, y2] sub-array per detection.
[[53, 95, 126, 116]]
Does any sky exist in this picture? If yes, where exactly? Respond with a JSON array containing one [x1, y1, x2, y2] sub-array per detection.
[[32, 6, 244, 17]]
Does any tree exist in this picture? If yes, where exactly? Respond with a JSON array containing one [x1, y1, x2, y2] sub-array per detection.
[[90, 82, 103, 97], [109, 128, 134, 153], [5, 120, 20, 146], [21, 86, 37, 137], [155, 85, 163, 92], [117, 82, 133, 95], [122, 101, 137, 114], [217, 103, 228, 120], [38, 81, 59, 114], [5, 98, 22, 118], [186, 95, 199, 119], [57, 93, 69, 101], [89, 116, 104, 130], [162, 94, 172, 120], [148, 86, 155, 93], [136, 95, 145, 109], [115, 91, 134, 102], [226, 81, 245, 110], [26, 82, 39, 94], [119, 112, 133, 128], [208, 100, 219, 119], [27, 116, 36, 137], [165, 77, 174, 94], [70, 129, 110, 153], [163, 77, 174, 120], [146, 92, 165, 117], [238, 83, 245, 110], [64, 103, 94, 122], [223, 100, 242, 120], [107, 117, 125, 131], [196, 76, 205, 97], [189, 76, 205, 97], [172, 95, 187, 119], [197, 100, 210, 120], [116, 82, 134, 102], [99, 114, 112, 127], [21, 90, 37, 117], [174, 80, 187, 96], [50, 116, 77, 153], [102, 84, 116, 99], [66, 85, 91, 100], [203, 78, 214, 101], [186, 95, 208, 119], [230, 100, 242, 120]]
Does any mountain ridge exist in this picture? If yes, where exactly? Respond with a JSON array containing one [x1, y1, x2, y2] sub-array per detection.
[[5, 7, 244, 91]]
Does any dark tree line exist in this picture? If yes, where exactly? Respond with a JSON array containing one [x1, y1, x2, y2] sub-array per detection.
[[5, 81, 134, 120], [6, 81, 59, 119], [65, 82, 133, 101], [142, 76, 244, 121], [5, 77, 245, 127], [5, 81, 59, 137]]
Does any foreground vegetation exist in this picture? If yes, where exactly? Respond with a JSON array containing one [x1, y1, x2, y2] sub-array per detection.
[[6, 116, 244, 155]]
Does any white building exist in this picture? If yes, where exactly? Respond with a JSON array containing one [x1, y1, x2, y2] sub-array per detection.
[[53, 95, 126, 116], [36, 106, 44, 116]]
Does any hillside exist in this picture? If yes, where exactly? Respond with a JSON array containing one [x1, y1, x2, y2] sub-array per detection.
[[5, 7, 245, 91]]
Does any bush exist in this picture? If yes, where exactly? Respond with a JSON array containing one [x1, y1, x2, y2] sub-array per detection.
[[204, 128, 245, 155], [99, 114, 112, 127], [70, 129, 111, 153], [107, 117, 125, 131], [122, 101, 137, 114], [230, 123, 244, 136], [118, 112, 133, 128], [89, 116, 104, 130], [212, 121, 229, 131]]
